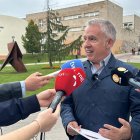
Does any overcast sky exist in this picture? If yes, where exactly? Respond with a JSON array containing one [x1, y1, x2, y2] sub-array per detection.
[[0, 0, 140, 18]]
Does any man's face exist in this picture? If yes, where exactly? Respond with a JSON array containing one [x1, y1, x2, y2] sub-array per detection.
[[82, 24, 111, 63]]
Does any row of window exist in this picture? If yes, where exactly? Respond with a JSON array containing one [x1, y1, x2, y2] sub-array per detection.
[[64, 11, 99, 20], [38, 11, 100, 28]]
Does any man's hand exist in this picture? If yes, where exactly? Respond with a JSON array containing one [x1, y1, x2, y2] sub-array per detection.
[[37, 89, 56, 107], [99, 118, 132, 140], [67, 121, 81, 136], [25, 72, 53, 91]]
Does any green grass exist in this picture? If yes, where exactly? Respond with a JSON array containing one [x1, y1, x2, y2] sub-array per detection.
[[128, 62, 140, 69], [1, 57, 140, 96], [0, 53, 86, 96], [22, 53, 82, 64], [0, 64, 59, 96]]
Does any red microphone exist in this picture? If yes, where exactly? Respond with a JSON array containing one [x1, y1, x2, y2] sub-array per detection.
[[49, 68, 86, 111]]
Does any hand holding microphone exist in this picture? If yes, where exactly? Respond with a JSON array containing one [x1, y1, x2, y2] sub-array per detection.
[[111, 67, 140, 88]]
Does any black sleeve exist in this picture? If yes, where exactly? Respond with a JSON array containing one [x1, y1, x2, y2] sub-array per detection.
[[0, 95, 40, 126], [0, 82, 22, 102]]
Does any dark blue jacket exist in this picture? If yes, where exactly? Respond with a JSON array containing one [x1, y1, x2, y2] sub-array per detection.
[[61, 54, 140, 140], [0, 82, 40, 126], [0, 82, 22, 102]]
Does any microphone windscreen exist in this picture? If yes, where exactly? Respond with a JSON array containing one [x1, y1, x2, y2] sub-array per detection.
[[55, 68, 86, 96], [55, 68, 77, 96], [61, 59, 84, 70], [73, 68, 86, 88], [111, 67, 134, 86]]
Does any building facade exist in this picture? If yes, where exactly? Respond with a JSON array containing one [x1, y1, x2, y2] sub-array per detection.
[[122, 15, 140, 52], [26, 0, 124, 54], [1, 0, 140, 55]]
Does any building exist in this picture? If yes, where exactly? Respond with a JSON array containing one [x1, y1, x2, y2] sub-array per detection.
[[122, 15, 140, 52], [1, 0, 140, 55], [26, 0, 123, 54], [0, 15, 27, 55]]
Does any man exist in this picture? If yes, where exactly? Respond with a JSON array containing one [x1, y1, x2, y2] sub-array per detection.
[[61, 19, 140, 140], [0, 72, 54, 126], [0, 72, 52, 101]]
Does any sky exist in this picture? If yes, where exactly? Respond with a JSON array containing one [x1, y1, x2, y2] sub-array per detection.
[[0, 0, 140, 18]]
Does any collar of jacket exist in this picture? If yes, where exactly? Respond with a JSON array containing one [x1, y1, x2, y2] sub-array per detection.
[[83, 53, 117, 80]]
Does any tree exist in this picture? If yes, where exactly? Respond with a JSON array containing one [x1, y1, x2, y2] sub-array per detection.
[[22, 20, 42, 55], [43, 9, 82, 68]]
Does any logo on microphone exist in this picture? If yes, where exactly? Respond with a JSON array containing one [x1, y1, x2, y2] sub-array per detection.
[[73, 75, 77, 86], [117, 67, 126, 72], [70, 61, 76, 68], [112, 74, 120, 83]]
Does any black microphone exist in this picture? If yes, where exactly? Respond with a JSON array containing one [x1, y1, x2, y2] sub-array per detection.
[[92, 73, 99, 81], [111, 67, 140, 88]]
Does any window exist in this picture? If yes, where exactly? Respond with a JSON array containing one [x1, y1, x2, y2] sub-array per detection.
[[69, 27, 82, 32], [84, 11, 99, 17], [38, 19, 46, 28], [123, 22, 133, 28], [57, 17, 61, 22], [64, 14, 82, 20], [38, 19, 44, 28]]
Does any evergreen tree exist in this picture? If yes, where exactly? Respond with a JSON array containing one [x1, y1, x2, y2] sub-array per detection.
[[22, 20, 42, 55], [43, 9, 82, 68]]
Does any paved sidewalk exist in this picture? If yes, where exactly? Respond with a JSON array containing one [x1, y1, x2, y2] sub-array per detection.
[[1, 108, 68, 140], [115, 53, 140, 63]]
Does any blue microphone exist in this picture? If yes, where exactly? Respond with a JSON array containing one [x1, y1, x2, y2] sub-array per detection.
[[61, 59, 84, 70], [47, 59, 84, 77]]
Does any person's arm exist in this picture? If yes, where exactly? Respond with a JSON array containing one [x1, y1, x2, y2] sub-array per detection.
[[61, 95, 77, 138], [129, 88, 140, 140], [24, 72, 53, 91], [0, 72, 53, 102], [0, 95, 40, 126], [0, 82, 22, 102], [0, 89, 56, 126], [0, 105, 60, 140]]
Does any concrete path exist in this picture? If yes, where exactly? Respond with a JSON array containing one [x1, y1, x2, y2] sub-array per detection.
[[115, 53, 140, 63]]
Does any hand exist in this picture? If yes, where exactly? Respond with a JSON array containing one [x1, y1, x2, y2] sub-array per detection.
[[99, 118, 132, 140], [35, 104, 60, 132], [37, 89, 56, 107], [25, 72, 53, 91], [67, 121, 81, 136]]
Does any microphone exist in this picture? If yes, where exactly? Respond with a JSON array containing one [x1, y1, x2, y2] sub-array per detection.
[[111, 67, 140, 88], [61, 59, 84, 70], [46, 59, 84, 77], [92, 73, 99, 81], [49, 68, 86, 111]]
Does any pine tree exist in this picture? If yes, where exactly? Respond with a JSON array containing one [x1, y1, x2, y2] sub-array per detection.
[[43, 9, 82, 68], [22, 20, 42, 56]]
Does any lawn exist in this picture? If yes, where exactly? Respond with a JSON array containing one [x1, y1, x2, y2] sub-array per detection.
[[0, 61, 140, 96], [0, 64, 59, 96]]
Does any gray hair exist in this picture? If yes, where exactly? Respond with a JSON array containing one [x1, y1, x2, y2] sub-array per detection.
[[87, 19, 116, 42]]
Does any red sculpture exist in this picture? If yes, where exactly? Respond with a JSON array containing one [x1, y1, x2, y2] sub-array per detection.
[[0, 41, 27, 72]]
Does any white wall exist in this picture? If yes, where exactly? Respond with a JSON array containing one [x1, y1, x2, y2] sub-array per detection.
[[0, 15, 27, 55]]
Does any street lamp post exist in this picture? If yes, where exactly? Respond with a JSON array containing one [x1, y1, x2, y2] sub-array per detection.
[[12, 36, 15, 42]]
